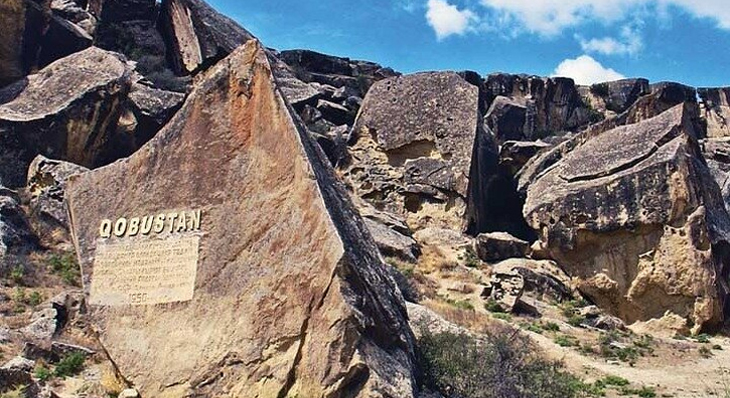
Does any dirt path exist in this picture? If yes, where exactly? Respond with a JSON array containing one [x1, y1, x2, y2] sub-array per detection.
[[531, 331, 730, 397]]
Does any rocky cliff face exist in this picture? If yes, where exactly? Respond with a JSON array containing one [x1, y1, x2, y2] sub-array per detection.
[[523, 104, 729, 333]]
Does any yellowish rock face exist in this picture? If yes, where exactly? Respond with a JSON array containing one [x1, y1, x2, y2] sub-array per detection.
[[66, 41, 416, 398]]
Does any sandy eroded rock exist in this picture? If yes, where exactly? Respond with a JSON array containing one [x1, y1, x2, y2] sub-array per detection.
[[160, 0, 254, 75], [345, 72, 483, 231], [524, 103, 730, 333], [65, 40, 417, 398], [0, 47, 132, 188]]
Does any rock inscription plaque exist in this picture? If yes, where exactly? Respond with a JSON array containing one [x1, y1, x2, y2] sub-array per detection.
[[90, 236, 200, 306]]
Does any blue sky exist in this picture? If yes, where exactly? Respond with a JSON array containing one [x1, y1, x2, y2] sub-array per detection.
[[208, 0, 730, 87]]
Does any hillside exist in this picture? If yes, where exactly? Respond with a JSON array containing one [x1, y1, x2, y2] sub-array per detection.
[[0, 0, 729, 397]]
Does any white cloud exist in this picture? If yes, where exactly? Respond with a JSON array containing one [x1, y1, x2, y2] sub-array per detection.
[[578, 25, 643, 56], [426, 0, 478, 40], [552, 55, 626, 85], [477, 0, 730, 36]]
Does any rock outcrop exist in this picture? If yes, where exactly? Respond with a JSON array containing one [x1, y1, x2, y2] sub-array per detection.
[[0, 47, 132, 188], [523, 104, 730, 333], [159, 0, 254, 75], [346, 72, 482, 231], [26, 155, 88, 248], [0, 187, 37, 259], [65, 40, 417, 397], [483, 74, 596, 142], [0, 0, 50, 86], [699, 87, 730, 138]]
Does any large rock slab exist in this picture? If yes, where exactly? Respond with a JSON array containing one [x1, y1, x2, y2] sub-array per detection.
[[345, 72, 482, 231], [159, 0, 254, 75], [65, 40, 417, 398], [0, 46, 132, 188], [0, 0, 50, 86], [524, 104, 730, 333]]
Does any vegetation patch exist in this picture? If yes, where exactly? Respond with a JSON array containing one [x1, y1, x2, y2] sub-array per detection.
[[418, 328, 594, 398]]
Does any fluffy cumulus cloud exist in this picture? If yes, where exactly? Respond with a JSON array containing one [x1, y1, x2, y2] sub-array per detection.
[[552, 55, 626, 85], [478, 0, 730, 36], [426, 0, 478, 40], [578, 25, 643, 56]]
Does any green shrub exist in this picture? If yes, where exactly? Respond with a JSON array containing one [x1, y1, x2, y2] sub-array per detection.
[[28, 291, 43, 307], [485, 299, 506, 313], [35, 365, 52, 382], [0, 386, 27, 398], [492, 313, 513, 322], [554, 334, 579, 348], [567, 315, 586, 327], [418, 328, 588, 398], [462, 246, 480, 268], [601, 375, 630, 387], [619, 386, 656, 397], [54, 352, 86, 378], [543, 322, 561, 332], [695, 334, 711, 344], [10, 265, 24, 285], [49, 253, 81, 286]]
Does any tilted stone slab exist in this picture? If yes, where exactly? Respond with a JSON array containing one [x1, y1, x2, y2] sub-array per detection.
[[66, 41, 417, 398], [524, 104, 730, 333], [0, 47, 131, 187]]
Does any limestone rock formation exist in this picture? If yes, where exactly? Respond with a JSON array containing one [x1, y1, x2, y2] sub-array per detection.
[[279, 49, 399, 99], [702, 138, 730, 212], [26, 155, 88, 249], [699, 87, 730, 138], [160, 0, 255, 75], [0, 0, 50, 86], [483, 73, 596, 141], [582, 78, 650, 114], [523, 104, 730, 333], [0, 47, 132, 188], [0, 188, 37, 259], [474, 232, 529, 263], [65, 40, 417, 398], [346, 72, 481, 231]]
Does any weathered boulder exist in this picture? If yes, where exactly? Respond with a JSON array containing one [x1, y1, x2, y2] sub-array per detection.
[[523, 104, 730, 333], [51, 0, 96, 34], [474, 232, 529, 263], [485, 96, 527, 143], [702, 138, 730, 212], [583, 79, 650, 114], [0, 0, 50, 86], [279, 49, 399, 98], [345, 72, 481, 231], [489, 259, 573, 304], [159, 0, 255, 75], [26, 155, 88, 248], [483, 73, 596, 138], [0, 47, 132, 188], [499, 140, 551, 175], [40, 13, 93, 67], [482, 267, 524, 312], [65, 41, 417, 397], [699, 87, 730, 138], [88, 0, 155, 22], [0, 188, 37, 259], [270, 57, 319, 109], [121, 78, 186, 148], [358, 199, 420, 262]]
